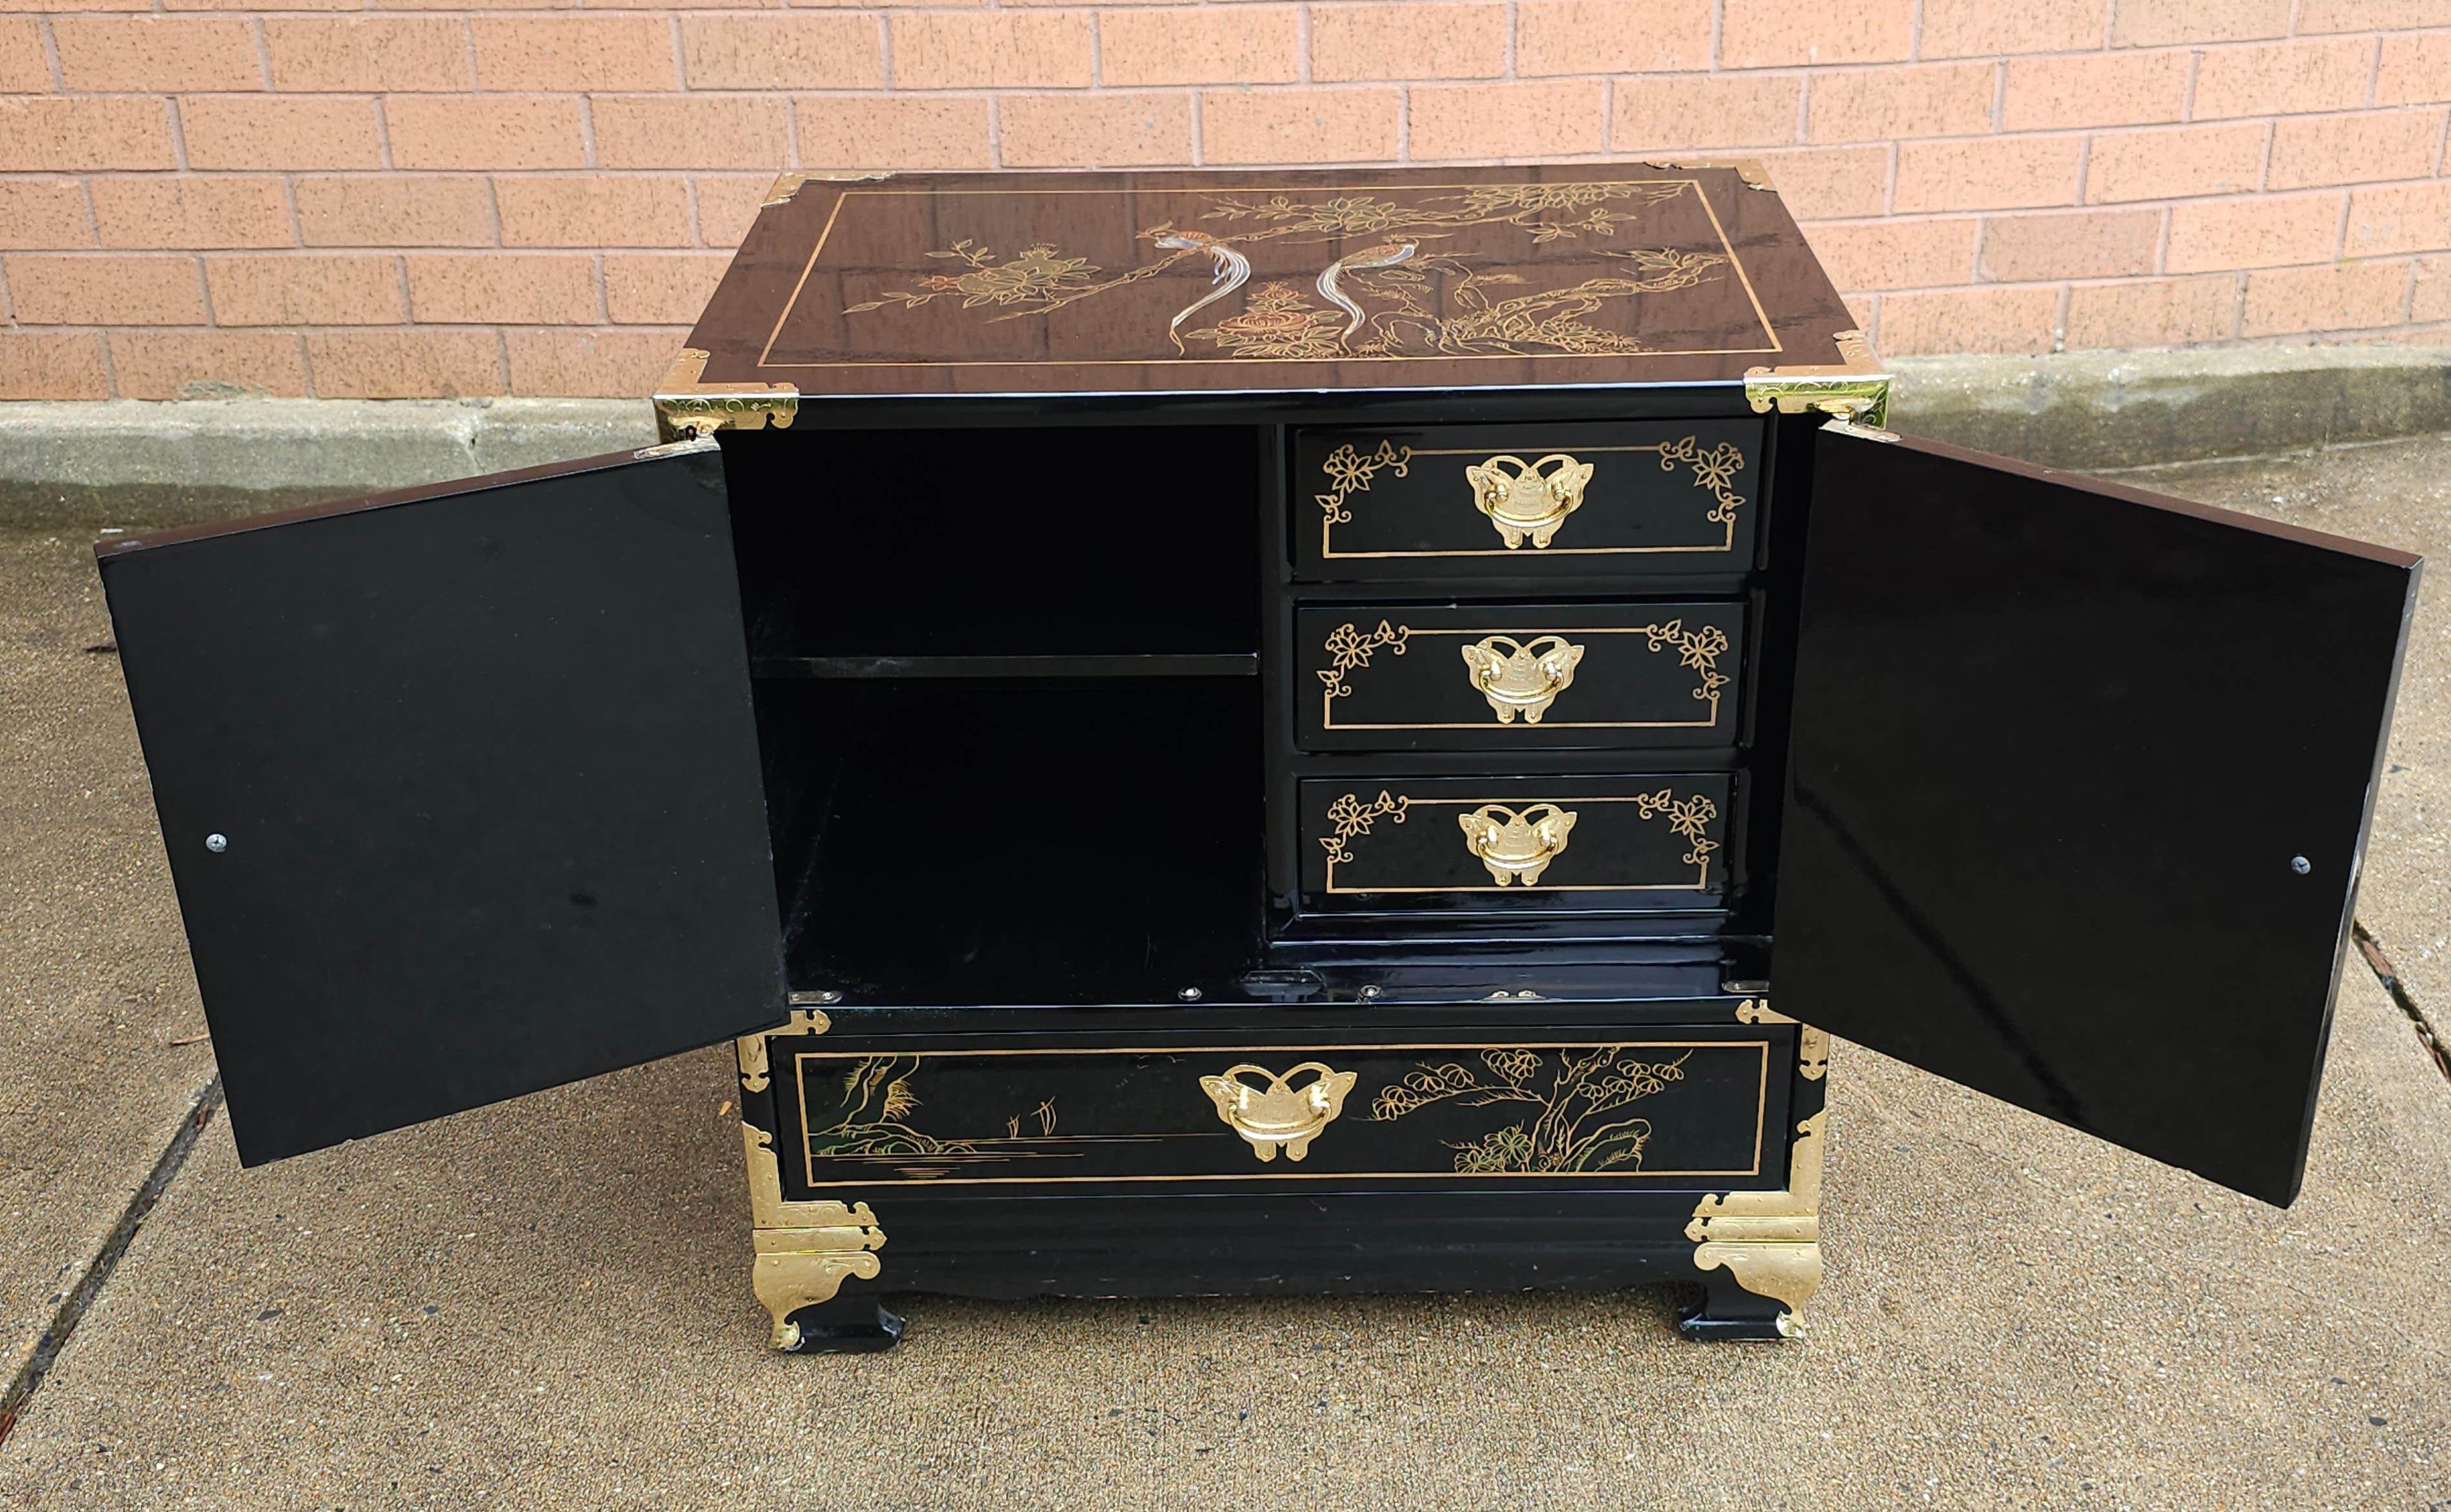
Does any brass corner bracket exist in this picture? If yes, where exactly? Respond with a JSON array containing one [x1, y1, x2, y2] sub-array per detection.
[[743, 1122, 885, 1350], [736, 1006, 830, 1096], [1689, 1019, 1831, 1330], [654, 347, 799, 441], [763, 168, 896, 206], [1644, 157, 1777, 193], [1743, 329, 1890, 428]]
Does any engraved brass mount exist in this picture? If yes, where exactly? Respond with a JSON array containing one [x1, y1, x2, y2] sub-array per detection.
[[1199, 1061, 1358, 1162], [654, 347, 799, 440], [1457, 803, 1578, 886], [1741, 328, 1890, 429], [1686, 1000, 1830, 1336], [1459, 635, 1585, 723], [738, 1007, 888, 1350], [1466, 453, 1595, 548]]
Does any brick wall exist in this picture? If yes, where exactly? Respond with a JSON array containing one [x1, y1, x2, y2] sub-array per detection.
[[1, 0, 2447, 399]]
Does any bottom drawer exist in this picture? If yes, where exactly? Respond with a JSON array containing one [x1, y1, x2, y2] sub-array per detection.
[[770, 1026, 1783, 1192], [1297, 773, 1733, 916]]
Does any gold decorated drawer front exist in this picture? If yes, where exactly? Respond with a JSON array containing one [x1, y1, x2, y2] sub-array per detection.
[[1297, 773, 1733, 914], [783, 1033, 1777, 1187], [1297, 601, 1745, 751], [1293, 419, 1763, 580]]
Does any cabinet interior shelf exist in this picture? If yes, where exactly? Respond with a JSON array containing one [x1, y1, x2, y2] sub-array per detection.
[[750, 653, 1259, 681]]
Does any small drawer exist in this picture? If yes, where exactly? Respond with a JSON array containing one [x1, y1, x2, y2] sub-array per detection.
[[1294, 419, 1763, 581], [774, 1027, 1783, 1188], [1297, 773, 1733, 915], [1296, 602, 1745, 751]]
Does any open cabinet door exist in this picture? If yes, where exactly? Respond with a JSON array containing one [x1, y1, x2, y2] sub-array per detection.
[[1775, 425, 2419, 1206], [98, 439, 786, 1166]]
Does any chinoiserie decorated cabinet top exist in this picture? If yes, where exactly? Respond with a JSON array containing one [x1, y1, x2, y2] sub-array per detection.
[[669, 163, 1863, 401]]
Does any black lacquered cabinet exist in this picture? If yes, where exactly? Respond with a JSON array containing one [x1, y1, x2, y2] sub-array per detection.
[[97, 164, 2419, 1351]]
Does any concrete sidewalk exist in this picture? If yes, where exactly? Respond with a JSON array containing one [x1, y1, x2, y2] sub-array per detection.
[[2, 434, 2448, 1508]]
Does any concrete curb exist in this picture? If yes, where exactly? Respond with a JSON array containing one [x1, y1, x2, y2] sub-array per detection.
[[3, 346, 2448, 529]]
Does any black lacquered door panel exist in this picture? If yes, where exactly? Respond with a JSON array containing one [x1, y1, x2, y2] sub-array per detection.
[[97, 441, 788, 1164], [1777, 426, 2417, 1206]]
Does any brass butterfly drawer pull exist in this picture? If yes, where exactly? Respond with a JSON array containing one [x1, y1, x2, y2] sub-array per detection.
[[1465, 453, 1596, 548], [1457, 802, 1577, 886], [1458, 634, 1585, 724], [1199, 1061, 1358, 1162]]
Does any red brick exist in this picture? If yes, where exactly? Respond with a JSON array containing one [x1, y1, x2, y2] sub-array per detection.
[[207, 252, 402, 324], [885, 12, 1081, 88], [0, 333, 108, 399], [2414, 257, 2451, 324], [1921, 0, 2105, 57], [604, 252, 730, 323], [0, 99, 176, 172], [0, 181, 93, 250], [295, 175, 495, 247], [496, 175, 693, 248], [1809, 63, 1993, 144], [88, 176, 290, 252], [266, 17, 472, 92], [386, 95, 587, 170], [999, 92, 1191, 168], [684, 14, 883, 90], [1517, 0, 1712, 75], [693, 174, 773, 246], [109, 330, 309, 398], [1721, 0, 1913, 67], [1410, 80, 1607, 160], [798, 95, 994, 170], [2084, 123, 2266, 204], [179, 96, 384, 171], [2110, 0, 2289, 46], [406, 252, 598, 323], [1312, 3, 1504, 83], [0, 18, 51, 92], [2345, 181, 2451, 258], [1894, 135, 2085, 214], [52, 17, 260, 92], [2166, 194, 2345, 272], [505, 326, 683, 396], [2300, 0, 2451, 30], [1978, 208, 2161, 281], [2241, 259, 2411, 336], [1103, 6, 1299, 86], [2268, 110, 2446, 192], [306, 329, 503, 398], [2063, 274, 2238, 348], [1612, 74, 1801, 151], [471, 15, 675, 91], [1201, 88, 1400, 164], [2192, 37, 2374, 121], [2376, 33, 2451, 108], [7, 253, 204, 324], [1801, 218, 1977, 290], [1748, 146, 1890, 219], [1880, 286, 2060, 354], [2001, 50, 2187, 133], [594, 95, 791, 169]]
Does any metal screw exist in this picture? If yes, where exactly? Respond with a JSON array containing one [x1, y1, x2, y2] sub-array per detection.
[[204, 833, 228, 853], [1177, 986, 1203, 1002], [1359, 985, 1381, 1000], [2290, 855, 2312, 875]]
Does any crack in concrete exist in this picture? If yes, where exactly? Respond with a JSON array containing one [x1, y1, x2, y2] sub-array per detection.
[[0, 1076, 223, 1449], [2353, 920, 2451, 1087]]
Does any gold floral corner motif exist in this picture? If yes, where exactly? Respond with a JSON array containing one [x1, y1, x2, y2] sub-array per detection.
[[654, 347, 799, 439], [1687, 1108, 1825, 1313], [1742, 329, 1889, 427]]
